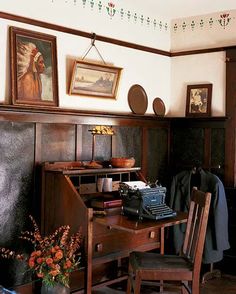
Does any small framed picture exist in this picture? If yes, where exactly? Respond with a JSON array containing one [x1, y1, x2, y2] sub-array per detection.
[[186, 84, 212, 117], [69, 60, 122, 99], [9, 26, 59, 107]]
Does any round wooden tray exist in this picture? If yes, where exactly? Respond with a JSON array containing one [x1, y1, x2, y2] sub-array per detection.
[[153, 97, 166, 116], [128, 84, 148, 115]]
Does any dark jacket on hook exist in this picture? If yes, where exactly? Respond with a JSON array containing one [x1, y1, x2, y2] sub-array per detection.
[[170, 169, 230, 264]]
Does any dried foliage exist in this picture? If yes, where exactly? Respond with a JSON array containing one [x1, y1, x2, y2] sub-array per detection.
[[0, 215, 82, 288]]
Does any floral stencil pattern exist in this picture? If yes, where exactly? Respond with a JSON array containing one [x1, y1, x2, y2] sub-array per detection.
[[50, 0, 169, 32]]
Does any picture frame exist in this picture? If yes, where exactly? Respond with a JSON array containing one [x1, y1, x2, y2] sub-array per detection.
[[9, 26, 59, 107], [186, 83, 212, 117], [69, 60, 122, 99]]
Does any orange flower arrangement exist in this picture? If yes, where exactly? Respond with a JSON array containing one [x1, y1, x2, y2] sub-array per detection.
[[0, 215, 82, 288]]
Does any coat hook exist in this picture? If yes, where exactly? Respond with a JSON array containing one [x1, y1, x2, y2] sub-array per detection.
[[91, 33, 96, 46]]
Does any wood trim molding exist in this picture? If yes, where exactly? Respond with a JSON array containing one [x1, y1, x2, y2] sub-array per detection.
[[0, 105, 227, 127], [0, 104, 171, 126], [0, 11, 170, 57], [1, 11, 236, 57], [170, 47, 227, 56]]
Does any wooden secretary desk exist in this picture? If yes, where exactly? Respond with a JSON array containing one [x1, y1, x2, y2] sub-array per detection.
[[41, 161, 187, 293]]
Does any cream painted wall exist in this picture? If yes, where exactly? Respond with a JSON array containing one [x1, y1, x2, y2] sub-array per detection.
[[171, 10, 236, 51], [0, 1, 171, 115], [0, 1, 233, 117], [0, 1, 170, 50], [169, 10, 234, 117], [0, 18, 171, 114], [170, 52, 226, 116]]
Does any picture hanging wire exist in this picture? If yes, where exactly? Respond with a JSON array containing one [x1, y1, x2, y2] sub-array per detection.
[[81, 33, 106, 64]]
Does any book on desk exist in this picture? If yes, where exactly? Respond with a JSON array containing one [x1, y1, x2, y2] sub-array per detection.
[[89, 190, 122, 209], [90, 197, 122, 209]]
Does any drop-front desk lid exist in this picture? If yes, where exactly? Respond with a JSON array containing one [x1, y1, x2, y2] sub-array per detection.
[[45, 165, 141, 175], [94, 211, 188, 234]]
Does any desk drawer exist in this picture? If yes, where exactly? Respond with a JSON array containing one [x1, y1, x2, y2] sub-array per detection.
[[93, 229, 160, 258]]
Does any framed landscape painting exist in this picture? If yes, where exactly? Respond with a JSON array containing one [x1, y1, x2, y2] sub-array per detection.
[[69, 60, 122, 99], [10, 26, 59, 107], [186, 84, 212, 117]]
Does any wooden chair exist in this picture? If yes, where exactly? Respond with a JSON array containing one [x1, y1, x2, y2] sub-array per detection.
[[126, 189, 211, 294]]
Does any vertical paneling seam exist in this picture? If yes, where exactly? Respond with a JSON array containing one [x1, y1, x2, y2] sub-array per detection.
[[141, 127, 148, 179], [76, 125, 83, 161], [35, 123, 42, 164], [204, 128, 211, 170]]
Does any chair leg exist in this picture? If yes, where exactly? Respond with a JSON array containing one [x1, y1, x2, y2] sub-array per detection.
[[191, 279, 200, 294], [159, 280, 164, 293], [126, 262, 133, 294], [134, 272, 142, 294], [126, 276, 132, 294]]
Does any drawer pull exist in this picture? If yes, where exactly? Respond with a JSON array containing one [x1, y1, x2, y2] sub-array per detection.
[[96, 243, 103, 252], [149, 231, 155, 239]]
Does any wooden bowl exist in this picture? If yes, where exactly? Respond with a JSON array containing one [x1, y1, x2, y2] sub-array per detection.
[[110, 157, 135, 168]]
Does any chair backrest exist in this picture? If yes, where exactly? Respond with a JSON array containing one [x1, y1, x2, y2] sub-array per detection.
[[182, 189, 211, 272]]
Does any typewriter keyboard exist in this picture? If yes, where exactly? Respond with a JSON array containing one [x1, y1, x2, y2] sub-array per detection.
[[145, 203, 177, 220]]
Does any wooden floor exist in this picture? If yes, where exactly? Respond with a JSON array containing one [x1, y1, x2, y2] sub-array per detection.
[[92, 274, 236, 294]]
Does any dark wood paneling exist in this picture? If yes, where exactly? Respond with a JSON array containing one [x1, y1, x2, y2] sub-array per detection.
[[211, 129, 225, 168], [171, 127, 205, 172], [141, 127, 148, 179], [225, 49, 236, 186], [219, 187, 236, 274], [76, 125, 83, 161], [111, 126, 142, 167], [40, 123, 76, 162], [0, 121, 35, 287], [0, 105, 171, 127], [0, 111, 229, 289], [81, 125, 112, 161], [147, 128, 169, 186], [211, 128, 225, 180], [171, 46, 227, 56], [170, 117, 227, 128], [170, 118, 227, 183]]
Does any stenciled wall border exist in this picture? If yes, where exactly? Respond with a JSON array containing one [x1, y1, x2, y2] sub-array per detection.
[[172, 12, 235, 33], [0, 11, 170, 56], [2, 10, 236, 58], [49, 1, 236, 35], [50, 0, 170, 32]]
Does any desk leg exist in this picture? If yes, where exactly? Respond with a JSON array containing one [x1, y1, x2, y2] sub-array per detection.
[[85, 209, 93, 294], [160, 227, 164, 292], [160, 227, 164, 255]]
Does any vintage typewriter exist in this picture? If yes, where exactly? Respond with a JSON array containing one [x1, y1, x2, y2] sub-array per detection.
[[119, 182, 176, 220]]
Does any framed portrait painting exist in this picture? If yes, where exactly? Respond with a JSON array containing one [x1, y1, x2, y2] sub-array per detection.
[[186, 84, 212, 117], [9, 26, 59, 107], [69, 60, 122, 99]]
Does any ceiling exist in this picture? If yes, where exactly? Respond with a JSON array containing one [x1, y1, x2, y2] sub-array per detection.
[[144, 0, 236, 20]]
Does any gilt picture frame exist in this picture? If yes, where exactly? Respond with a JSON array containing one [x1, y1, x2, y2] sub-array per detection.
[[186, 83, 212, 117], [10, 26, 59, 107], [69, 60, 122, 99]]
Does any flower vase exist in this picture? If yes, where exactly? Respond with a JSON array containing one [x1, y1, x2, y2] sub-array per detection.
[[41, 283, 70, 294]]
